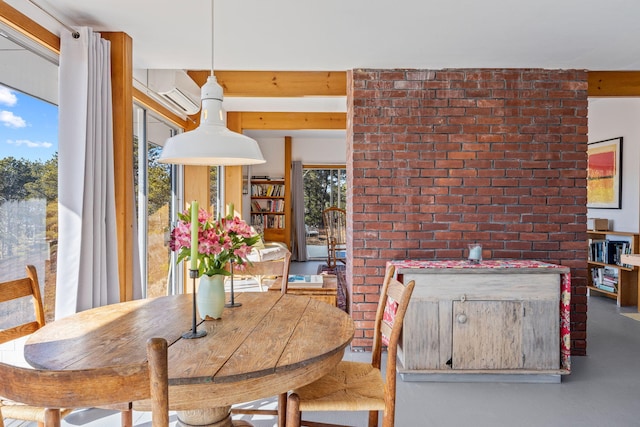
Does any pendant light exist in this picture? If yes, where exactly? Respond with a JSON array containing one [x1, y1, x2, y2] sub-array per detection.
[[159, 0, 265, 166]]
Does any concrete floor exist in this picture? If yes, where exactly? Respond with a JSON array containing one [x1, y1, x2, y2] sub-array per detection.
[[6, 262, 640, 426]]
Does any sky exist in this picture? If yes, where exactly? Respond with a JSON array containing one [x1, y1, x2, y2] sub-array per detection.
[[0, 84, 58, 162]]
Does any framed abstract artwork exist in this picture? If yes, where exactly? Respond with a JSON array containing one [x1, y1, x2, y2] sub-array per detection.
[[587, 137, 623, 209]]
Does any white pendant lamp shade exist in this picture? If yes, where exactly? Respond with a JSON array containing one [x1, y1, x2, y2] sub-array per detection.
[[159, 76, 265, 166]]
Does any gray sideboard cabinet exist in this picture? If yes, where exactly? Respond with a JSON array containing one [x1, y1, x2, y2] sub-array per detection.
[[389, 260, 571, 383]]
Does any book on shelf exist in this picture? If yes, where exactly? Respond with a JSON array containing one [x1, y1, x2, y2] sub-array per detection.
[[264, 214, 285, 229], [590, 266, 619, 292], [252, 199, 285, 213], [595, 283, 617, 293], [589, 238, 633, 267], [606, 240, 630, 265], [251, 183, 284, 197]]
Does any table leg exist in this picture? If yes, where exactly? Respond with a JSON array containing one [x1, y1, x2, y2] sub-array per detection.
[[176, 406, 254, 427]]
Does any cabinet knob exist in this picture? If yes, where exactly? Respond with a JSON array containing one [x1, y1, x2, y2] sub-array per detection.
[[457, 313, 467, 324]]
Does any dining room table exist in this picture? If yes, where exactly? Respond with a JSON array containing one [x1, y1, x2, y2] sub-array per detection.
[[24, 290, 354, 427]]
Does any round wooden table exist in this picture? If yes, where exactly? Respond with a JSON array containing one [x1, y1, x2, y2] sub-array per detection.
[[25, 291, 354, 427]]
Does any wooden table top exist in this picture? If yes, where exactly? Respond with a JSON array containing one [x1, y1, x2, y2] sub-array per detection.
[[25, 292, 354, 410]]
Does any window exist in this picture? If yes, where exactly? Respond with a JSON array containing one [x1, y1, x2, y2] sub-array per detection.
[[0, 22, 59, 322], [133, 105, 183, 297]]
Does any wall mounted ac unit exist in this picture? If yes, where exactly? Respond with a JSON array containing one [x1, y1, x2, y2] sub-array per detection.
[[147, 69, 201, 115]]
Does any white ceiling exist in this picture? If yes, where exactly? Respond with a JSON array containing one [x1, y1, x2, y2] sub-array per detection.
[[5, 0, 640, 140], [12, 0, 640, 71]]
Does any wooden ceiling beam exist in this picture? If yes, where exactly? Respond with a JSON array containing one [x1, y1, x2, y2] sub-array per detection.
[[0, 1, 59, 53], [588, 71, 640, 96], [187, 71, 346, 97], [239, 112, 346, 130]]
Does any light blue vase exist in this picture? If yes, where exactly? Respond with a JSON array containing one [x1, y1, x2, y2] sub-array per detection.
[[197, 274, 225, 320]]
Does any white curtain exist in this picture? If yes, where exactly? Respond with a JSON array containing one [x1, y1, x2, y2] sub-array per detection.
[[291, 161, 307, 261], [55, 27, 120, 319]]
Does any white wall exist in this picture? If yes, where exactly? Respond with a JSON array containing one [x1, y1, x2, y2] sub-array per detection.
[[588, 98, 640, 233], [248, 135, 347, 177], [249, 138, 286, 178], [292, 137, 346, 164]]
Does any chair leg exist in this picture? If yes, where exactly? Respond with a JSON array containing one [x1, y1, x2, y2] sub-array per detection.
[[44, 408, 61, 427], [277, 392, 287, 427], [368, 410, 379, 427], [121, 409, 133, 427], [286, 393, 301, 427]]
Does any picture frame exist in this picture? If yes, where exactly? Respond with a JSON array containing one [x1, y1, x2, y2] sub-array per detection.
[[587, 137, 623, 209]]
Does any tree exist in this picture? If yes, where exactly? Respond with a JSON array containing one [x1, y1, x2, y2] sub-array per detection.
[[25, 153, 58, 201], [0, 157, 39, 202], [303, 168, 346, 229], [147, 145, 171, 216]]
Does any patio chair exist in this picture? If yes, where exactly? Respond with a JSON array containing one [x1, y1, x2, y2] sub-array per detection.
[[285, 264, 415, 427], [0, 337, 169, 427], [323, 207, 346, 268]]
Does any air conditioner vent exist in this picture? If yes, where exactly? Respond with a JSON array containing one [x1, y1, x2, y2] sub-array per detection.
[[147, 69, 201, 115], [159, 87, 200, 114]]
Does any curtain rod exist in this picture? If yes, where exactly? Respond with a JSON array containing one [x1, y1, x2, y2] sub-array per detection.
[[25, 0, 80, 38]]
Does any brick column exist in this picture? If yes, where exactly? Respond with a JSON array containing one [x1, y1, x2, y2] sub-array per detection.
[[347, 69, 588, 355]]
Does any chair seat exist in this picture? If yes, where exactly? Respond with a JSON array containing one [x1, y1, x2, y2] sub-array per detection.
[[1, 400, 73, 422], [293, 361, 386, 412]]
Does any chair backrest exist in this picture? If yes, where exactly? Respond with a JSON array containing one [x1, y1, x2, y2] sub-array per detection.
[[370, 264, 415, 424], [323, 207, 347, 246], [0, 337, 169, 427], [0, 265, 46, 345], [237, 251, 291, 294]]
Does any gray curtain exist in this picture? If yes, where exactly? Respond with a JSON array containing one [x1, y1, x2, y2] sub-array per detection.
[[291, 161, 307, 261]]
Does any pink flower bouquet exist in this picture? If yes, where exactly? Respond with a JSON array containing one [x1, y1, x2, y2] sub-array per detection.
[[170, 206, 260, 276]]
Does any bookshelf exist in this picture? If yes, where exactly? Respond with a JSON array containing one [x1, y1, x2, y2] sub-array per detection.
[[587, 230, 639, 306], [250, 178, 289, 247]]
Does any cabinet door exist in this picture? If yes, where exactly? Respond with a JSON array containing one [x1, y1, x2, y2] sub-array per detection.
[[452, 301, 523, 369], [399, 300, 442, 370], [521, 300, 559, 369]]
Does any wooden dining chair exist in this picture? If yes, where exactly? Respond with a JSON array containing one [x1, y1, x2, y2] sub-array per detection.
[[0, 265, 162, 427], [323, 207, 346, 268], [0, 265, 73, 427], [0, 336, 169, 427], [234, 250, 292, 293], [285, 264, 415, 427]]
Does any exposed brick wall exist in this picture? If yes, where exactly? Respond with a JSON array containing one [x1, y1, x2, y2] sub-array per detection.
[[346, 69, 588, 355]]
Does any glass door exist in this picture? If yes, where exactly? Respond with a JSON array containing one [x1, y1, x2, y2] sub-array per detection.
[[303, 167, 347, 260]]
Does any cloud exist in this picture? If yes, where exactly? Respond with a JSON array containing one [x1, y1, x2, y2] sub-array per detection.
[[0, 86, 18, 107], [0, 110, 27, 128], [7, 139, 53, 149]]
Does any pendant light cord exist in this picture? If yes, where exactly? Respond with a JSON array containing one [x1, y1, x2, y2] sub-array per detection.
[[211, 0, 219, 77]]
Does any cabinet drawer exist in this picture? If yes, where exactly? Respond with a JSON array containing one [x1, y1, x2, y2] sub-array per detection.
[[404, 273, 560, 301]]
